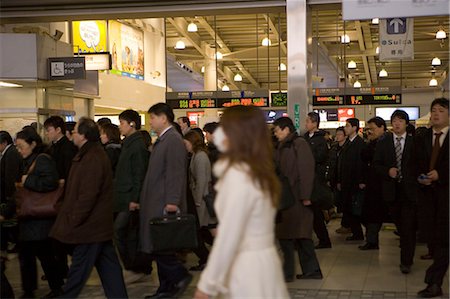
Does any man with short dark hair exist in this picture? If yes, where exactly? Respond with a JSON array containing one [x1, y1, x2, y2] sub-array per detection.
[[177, 116, 191, 135], [203, 122, 220, 165], [304, 112, 332, 249], [416, 98, 449, 298], [141, 103, 192, 299], [337, 118, 366, 242], [50, 117, 128, 298], [373, 110, 418, 274]]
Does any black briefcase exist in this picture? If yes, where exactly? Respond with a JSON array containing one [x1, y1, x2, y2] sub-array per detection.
[[149, 212, 198, 253]]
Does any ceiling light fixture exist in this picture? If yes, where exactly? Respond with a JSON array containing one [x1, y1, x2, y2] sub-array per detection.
[[341, 34, 350, 44], [353, 80, 361, 88], [379, 68, 388, 78], [429, 78, 438, 87], [347, 60, 357, 69], [278, 63, 287, 71], [371, 18, 379, 25], [187, 22, 198, 32], [222, 84, 230, 91], [0, 81, 23, 88], [262, 37, 272, 46], [215, 52, 223, 60], [432, 57, 441, 66], [436, 29, 447, 40], [234, 73, 243, 82], [201, 66, 205, 73], [375, 46, 380, 55], [174, 40, 185, 50]]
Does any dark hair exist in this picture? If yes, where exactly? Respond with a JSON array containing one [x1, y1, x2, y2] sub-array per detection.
[[406, 123, 415, 136], [65, 122, 76, 135], [184, 130, 206, 153], [431, 97, 449, 110], [336, 126, 345, 135], [307, 112, 320, 128], [192, 128, 204, 139], [273, 117, 296, 133], [367, 116, 387, 131], [203, 122, 219, 134], [140, 130, 152, 148], [77, 117, 100, 142], [148, 103, 174, 123], [16, 127, 46, 154], [100, 123, 121, 144], [178, 116, 191, 128], [119, 110, 141, 130], [390, 110, 409, 124], [0, 131, 13, 145], [97, 117, 112, 127], [44, 116, 66, 133], [346, 118, 360, 131], [172, 122, 183, 135], [221, 105, 280, 207]]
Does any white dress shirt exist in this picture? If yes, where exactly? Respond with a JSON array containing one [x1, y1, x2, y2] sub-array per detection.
[[393, 132, 407, 153]]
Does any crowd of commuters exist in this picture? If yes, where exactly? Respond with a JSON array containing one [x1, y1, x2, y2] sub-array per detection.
[[0, 98, 448, 299]]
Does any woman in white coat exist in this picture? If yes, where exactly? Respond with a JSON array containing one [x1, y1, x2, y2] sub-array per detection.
[[194, 105, 289, 299]]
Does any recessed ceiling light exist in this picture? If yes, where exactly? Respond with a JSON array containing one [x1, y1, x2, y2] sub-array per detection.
[[278, 63, 287, 71], [379, 69, 388, 77], [371, 18, 379, 25], [222, 84, 230, 91], [187, 22, 198, 32], [431, 57, 441, 66], [341, 34, 350, 44], [348, 60, 357, 69], [262, 37, 272, 46], [375, 46, 380, 55], [215, 52, 223, 60], [436, 29, 446, 40], [201, 66, 205, 73], [353, 80, 361, 88], [174, 40, 185, 50], [429, 78, 438, 87], [234, 73, 243, 82]]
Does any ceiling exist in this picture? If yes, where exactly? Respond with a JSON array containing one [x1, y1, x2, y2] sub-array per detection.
[[162, 4, 449, 92]]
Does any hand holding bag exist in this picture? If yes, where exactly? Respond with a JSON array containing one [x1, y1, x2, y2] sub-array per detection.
[[149, 209, 198, 253]]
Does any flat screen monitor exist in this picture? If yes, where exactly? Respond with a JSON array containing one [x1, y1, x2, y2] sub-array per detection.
[[265, 110, 288, 123], [375, 107, 420, 121]]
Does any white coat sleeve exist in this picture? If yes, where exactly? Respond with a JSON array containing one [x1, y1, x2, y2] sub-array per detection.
[[197, 167, 253, 296]]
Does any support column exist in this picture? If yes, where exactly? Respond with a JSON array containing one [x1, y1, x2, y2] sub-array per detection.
[[203, 43, 217, 91], [286, 0, 311, 133]]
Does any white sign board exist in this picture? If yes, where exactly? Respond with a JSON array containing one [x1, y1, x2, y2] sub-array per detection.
[[379, 18, 414, 61], [343, 0, 450, 20]]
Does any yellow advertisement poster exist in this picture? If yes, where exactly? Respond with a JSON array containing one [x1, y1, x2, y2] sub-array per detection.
[[108, 20, 144, 80], [72, 20, 107, 53]]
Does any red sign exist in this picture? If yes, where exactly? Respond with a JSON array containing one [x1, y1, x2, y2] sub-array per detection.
[[338, 108, 355, 121], [187, 112, 204, 127]]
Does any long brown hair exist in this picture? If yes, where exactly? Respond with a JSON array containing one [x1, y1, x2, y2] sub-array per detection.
[[184, 130, 207, 153], [221, 105, 280, 207]]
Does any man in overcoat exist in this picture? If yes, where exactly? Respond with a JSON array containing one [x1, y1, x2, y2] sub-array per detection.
[[50, 117, 127, 298], [273, 117, 322, 282], [140, 103, 192, 299]]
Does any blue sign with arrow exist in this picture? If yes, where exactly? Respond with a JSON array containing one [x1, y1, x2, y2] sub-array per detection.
[[387, 18, 407, 34]]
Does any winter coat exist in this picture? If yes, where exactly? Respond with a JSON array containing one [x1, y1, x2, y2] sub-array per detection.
[[46, 135, 77, 180], [104, 142, 121, 175], [275, 133, 315, 239], [114, 132, 149, 212], [189, 151, 212, 227], [50, 142, 114, 244]]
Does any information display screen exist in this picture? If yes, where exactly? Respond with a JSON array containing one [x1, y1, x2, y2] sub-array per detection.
[[375, 107, 419, 121]]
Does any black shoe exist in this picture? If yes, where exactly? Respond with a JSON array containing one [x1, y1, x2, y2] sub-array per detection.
[[172, 273, 193, 298], [346, 235, 364, 241], [41, 288, 64, 299], [315, 243, 332, 249], [358, 243, 379, 250], [189, 263, 206, 271], [399, 264, 411, 274], [296, 271, 323, 280], [20, 292, 35, 299], [417, 284, 443, 298]]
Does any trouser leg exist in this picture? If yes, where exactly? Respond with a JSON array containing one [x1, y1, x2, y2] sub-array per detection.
[[366, 223, 382, 245], [312, 205, 331, 245], [425, 244, 449, 287], [297, 238, 321, 274], [278, 239, 295, 280], [154, 253, 188, 294], [113, 211, 130, 267], [18, 241, 37, 294], [399, 202, 417, 266], [95, 241, 128, 299], [34, 239, 64, 291]]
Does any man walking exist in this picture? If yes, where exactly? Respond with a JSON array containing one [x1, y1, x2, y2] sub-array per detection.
[[140, 103, 192, 299], [50, 117, 127, 298]]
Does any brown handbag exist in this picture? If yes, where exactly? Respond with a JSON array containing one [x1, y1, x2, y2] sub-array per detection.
[[14, 155, 64, 218]]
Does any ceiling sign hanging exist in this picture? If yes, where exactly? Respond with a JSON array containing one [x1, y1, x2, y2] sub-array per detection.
[[379, 18, 414, 61], [343, 0, 450, 20]]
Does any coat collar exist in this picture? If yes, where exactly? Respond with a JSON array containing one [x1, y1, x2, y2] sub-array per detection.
[[122, 131, 142, 148], [73, 141, 100, 162], [279, 132, 298, 149]]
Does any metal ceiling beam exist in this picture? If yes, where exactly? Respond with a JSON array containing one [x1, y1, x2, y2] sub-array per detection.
[[354, 20, 375, 86], [263, 14, 287, 56], [196, 16, 260, 88]]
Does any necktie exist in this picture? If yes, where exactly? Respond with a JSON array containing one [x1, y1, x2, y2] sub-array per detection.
[[429, 132, 443, 171], [395, 136, 403, 180]]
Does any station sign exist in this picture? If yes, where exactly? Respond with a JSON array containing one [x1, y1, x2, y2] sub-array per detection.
[[312, 87, 402, 106], [48, 57, 86, 80], [74, 52, 111, 71], [166, 90, 270, 109], [271, 92, 288, 107]]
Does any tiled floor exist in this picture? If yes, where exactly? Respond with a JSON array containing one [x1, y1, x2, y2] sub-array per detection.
[[4, 219, 448, 298]]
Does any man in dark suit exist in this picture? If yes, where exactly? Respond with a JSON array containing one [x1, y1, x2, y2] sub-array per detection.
[[373, 110, 418, 274], [415, 98, 449, 298], [337, 118, 366, 241]]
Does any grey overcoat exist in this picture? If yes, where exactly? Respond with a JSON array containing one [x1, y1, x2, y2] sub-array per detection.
[[139, 127, 188, 253]]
